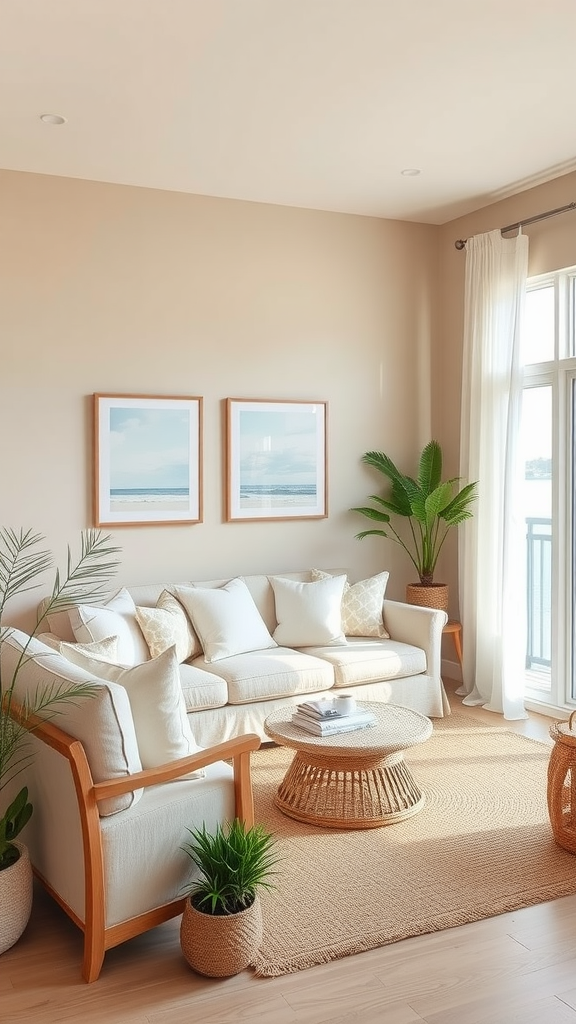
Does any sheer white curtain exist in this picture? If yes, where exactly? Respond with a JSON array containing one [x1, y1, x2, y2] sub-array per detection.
[[457, 228, 529, 719]]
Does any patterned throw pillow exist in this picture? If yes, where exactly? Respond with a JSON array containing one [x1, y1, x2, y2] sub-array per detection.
[[310, 569, 390, 638], [135, 590, 202, 664]]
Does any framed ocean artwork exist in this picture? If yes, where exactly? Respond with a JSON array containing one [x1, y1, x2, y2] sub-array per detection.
[[93, 394, 203, 526], [226, 398, 328, 521]]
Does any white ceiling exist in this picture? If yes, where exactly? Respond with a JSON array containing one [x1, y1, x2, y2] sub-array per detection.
[[2, 0, 576, 224]]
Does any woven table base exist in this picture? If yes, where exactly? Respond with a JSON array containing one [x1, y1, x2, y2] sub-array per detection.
[[274, 748, 425, 828]]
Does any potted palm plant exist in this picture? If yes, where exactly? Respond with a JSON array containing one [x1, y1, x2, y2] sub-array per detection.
[[180, 817, 278, 977], [0, 527, 120, 954], [351, 440, 477, 610]]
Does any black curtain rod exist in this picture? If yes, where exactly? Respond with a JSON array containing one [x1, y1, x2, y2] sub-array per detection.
[[454, 201, 576, 250]]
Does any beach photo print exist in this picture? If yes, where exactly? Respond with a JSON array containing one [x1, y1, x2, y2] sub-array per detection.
[[226, 398, 327, 521], [93, 394, 203, 526]]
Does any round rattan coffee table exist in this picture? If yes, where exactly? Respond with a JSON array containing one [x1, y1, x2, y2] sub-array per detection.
[[263, 702, 433, 829]]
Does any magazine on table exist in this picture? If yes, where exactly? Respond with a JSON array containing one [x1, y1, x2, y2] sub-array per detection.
[[292, 707, 377, 736]]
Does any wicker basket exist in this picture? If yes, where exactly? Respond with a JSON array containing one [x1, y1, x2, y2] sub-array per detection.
[[547, 710, 576, 855], [0, 842, 33, 955], [180, 895, 263, 977], [406, 583, 449, 612]]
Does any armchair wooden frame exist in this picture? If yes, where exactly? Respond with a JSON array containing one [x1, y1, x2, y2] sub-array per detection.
[[15, 705, 261, 983]]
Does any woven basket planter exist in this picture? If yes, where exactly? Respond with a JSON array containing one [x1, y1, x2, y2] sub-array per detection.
[[547, 710, 576, 855], [180, 894, 263, 977], [0, 842, 33, 955], [406, 583, 449, 612]]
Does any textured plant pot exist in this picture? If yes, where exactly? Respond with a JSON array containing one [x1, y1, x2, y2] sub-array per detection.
[[406, 583, 449, 612], [180, 894, 263, 977], [0, 842, 33, 955]]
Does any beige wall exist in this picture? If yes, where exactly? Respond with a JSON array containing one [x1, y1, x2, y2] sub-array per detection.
[[436, 170, 576, 615], [1, 169, 440, 626]]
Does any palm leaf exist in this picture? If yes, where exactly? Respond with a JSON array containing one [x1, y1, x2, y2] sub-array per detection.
[[417, 440, 442, 494], [439, 481, 478, 524]]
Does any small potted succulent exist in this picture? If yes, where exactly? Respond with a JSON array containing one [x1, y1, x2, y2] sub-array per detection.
[[180, 817, 278, 977]]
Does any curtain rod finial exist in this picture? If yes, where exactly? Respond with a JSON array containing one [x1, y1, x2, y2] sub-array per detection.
[[455, 239, 466, 250]]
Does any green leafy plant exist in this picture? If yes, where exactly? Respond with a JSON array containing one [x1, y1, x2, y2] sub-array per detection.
[[181, 818, 278, 916], [351, 440, 477, 586], [0, 527, 121, 870]]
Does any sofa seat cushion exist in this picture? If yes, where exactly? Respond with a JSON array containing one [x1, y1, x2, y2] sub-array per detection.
[[191, 647, 334, 704], [300, 638, 427, 687], [99, 760, 236, 928], [178, 662, 228, 712]]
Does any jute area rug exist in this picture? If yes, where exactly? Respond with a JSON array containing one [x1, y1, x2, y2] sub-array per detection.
[[251, 714, 576, 977]]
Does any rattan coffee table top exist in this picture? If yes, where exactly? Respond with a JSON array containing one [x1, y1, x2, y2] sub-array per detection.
[[264, 701, 432, 757]]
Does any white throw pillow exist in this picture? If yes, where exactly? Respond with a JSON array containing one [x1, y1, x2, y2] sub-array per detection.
[[310, 568, 390, 638], [174, 578, 277, 663], [59, 635, 120, 662], [68, 587, 149, 666], [59, 643, 203, 774], [135, 590, 202, 663], [270, 574, 347, 647]]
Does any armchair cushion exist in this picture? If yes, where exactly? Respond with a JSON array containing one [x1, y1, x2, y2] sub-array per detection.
[[1, 630, 143, 816], [59, 644, 204, 774]]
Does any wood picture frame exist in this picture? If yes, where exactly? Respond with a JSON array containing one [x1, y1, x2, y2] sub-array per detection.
[[226, 398, 328, 521], [93, 393, 202, 527]]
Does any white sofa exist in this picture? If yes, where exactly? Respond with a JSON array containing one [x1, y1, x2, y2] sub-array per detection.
[[2, 567, 448, 981], [38, 568, 451, 747]]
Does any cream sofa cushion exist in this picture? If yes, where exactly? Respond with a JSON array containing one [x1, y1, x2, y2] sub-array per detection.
[[193, 647, 334, 704], [311, 568, 390, 639], [68, 587, 149, 665], [302, 637, 427, 687], [270, 574, 347, 647], [175, 578, 277, 663], [1, 630, 143, 816], [59, 644, 203, 774], [178, 662, 229, 712], [135, 590, 202, 662]]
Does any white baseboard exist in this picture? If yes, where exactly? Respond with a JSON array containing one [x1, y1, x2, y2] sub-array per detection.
[[442, 657, 462, 683]]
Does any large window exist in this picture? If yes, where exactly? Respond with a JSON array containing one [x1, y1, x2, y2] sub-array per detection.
[[520, 268, 576, 712]]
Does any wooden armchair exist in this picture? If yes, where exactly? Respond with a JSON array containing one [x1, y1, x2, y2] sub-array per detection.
[[14, 707, 260, 982]]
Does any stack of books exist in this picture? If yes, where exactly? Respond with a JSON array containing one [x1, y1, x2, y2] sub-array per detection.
[[292, 698, 377, 736]]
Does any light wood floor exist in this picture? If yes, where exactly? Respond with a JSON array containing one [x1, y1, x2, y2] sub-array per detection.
[[3, 681, 576, 1024]]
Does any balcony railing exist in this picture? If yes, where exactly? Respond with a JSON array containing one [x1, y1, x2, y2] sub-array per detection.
[[526, 517, 552, 670]]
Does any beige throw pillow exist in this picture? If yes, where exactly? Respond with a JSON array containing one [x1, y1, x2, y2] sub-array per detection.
[[174, 578, 277, 663], [310, 569, 390, 638], [67, 587, 150, 666], [58, 643, 204, 774], [58, 635, 120, 662], [270, 574, 347, 647], [135, 590, 202, 663]]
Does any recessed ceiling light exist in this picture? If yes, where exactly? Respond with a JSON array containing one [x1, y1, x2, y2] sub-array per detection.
[[40, 113, 67, 125], [401, 168, 421, 177]]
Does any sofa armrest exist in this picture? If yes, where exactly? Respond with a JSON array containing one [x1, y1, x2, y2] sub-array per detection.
[[383, 599, 447, 678]]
